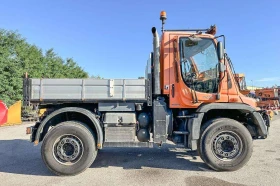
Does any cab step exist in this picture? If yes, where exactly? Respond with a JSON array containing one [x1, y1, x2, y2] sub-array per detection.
[[173, 131, 189, 135], [176, 115, 194, 119]]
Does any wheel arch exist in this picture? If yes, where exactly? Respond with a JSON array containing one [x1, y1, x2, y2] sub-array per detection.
[[34, 107, 103, 149], [197, 103, 267, 137], [188, 103, 268, 150]]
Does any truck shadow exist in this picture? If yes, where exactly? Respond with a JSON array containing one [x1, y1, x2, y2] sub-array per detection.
[[0, 139, 52, 176], [91, 143, 210, 171], [0, 139, 211, 177]]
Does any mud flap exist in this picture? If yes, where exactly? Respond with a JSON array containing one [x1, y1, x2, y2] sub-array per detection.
[[258, 110, 270, 137]]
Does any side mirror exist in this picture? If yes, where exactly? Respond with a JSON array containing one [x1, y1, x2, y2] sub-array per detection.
[[217, 41, 224, 60]]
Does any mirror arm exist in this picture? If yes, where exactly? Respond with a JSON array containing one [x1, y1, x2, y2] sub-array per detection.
[[215, 35, 226, 49]]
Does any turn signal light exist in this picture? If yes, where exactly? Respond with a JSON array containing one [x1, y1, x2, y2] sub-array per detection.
[[229, 98, 238, 102]]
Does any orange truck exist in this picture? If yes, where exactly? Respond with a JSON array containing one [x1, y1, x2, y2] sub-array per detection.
[[24, 11, 269, 176], [234, 73, 250, 96], [255, 88, 280, 109]]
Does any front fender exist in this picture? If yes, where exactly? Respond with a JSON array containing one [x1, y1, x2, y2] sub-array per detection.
[[197, 103, 268, 137]]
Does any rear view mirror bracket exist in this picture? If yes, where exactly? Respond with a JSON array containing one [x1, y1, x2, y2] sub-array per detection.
[[218, 63, 226, 73]]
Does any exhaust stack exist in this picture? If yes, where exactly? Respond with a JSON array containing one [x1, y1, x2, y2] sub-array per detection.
[[152, 27, 160, 95]]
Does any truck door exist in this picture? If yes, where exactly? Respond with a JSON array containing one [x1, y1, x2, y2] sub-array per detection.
[[169, 36, 228, 108]]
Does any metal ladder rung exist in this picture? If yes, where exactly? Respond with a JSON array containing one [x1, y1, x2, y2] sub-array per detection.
[[176, 115, 194, 119], [173, 131, 189, 135]]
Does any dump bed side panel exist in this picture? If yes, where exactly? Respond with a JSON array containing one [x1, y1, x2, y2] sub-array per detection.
[[24, 78, 147, 104]]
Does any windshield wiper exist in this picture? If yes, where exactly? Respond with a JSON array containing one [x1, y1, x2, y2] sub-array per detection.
[[181, 41, 186, 60], [190, 73, 198, 103]]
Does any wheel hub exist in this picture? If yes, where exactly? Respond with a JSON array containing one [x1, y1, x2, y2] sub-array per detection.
[[213, 132, 242, 159], [53, 135, 83, 164]]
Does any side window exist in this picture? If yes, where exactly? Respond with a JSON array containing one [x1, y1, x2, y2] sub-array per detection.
[[180, 38, 219, 93]]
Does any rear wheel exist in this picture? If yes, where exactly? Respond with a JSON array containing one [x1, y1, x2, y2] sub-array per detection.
[[41, 121, 97, 176], [199, 118, 253, 171]]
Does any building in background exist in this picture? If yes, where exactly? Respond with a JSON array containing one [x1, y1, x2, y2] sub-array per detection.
[[247, 86, 263, 91]]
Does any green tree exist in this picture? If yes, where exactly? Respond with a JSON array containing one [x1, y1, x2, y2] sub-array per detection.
[[90, 75, 103, 79], [0, 29, 91, 107], [0, 30, 24, 106]]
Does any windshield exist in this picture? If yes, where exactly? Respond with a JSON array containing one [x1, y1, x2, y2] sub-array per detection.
[[179, 37, 219, 93]]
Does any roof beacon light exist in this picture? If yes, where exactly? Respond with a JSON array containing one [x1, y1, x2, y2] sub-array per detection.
[[160, 11, 167, 21], [160, 11, 167, 32]]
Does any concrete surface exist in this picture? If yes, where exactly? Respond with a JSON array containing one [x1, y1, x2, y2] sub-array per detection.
[[0, 117, 279, 186]]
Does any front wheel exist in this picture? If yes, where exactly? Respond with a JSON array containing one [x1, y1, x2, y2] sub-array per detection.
[[41, 121, 97, 176], [199, 118, 253, 171]]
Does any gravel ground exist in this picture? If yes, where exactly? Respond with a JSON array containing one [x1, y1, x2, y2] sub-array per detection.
[[0, 117, 279, 186]]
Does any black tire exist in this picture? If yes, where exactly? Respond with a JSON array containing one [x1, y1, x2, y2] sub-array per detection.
[[199, 118, 253, 171], [41, 121, 97, 176]]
